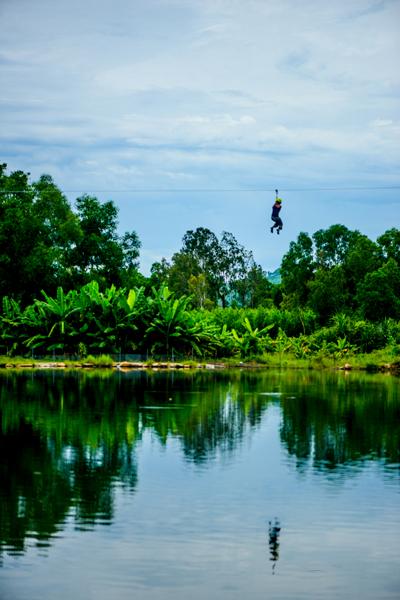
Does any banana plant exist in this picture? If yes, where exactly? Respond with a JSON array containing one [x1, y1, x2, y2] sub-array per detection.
[[185, 318, 223, 358], [78, 282, 120, 352], [27, 287, 81, 353], [114, 286, 148, 351], [231, 317, 274, 357], [145, 286, 194, 356], [21, 302, 49, 353], [289, 335, 311, 359], [331, 336, 357, 359], [273, 328, 293, 364], [39, 287, 80, 335], [209, 324, 233, 357], [0, 296, 23, 355], [331, 313, 351, 337], [79, 283, 148, 353]]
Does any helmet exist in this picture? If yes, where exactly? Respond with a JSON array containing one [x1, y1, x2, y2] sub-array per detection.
[[276, 198, 282, 204]]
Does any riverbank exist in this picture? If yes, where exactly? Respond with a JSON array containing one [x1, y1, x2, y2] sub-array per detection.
[[0, 353, 399, 373]]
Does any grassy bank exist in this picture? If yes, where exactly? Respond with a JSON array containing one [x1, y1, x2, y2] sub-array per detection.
[[0, 349, 399, 373]]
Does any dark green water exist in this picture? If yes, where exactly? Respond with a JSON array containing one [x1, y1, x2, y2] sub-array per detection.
[[0, 368, 399, 600]]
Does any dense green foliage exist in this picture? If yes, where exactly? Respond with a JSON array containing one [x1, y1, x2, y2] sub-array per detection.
[[281, 224, 400, 322], [1, 163, 399, 360], [149, 226, 275, 308], [1, 281, 399, 359], [0, 164, 142, 302]]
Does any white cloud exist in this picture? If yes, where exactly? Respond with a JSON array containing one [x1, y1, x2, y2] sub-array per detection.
[[1, 0, 399, 273], [371, 118, 395, 128]]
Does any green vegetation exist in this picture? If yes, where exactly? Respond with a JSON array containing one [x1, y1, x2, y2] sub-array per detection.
[[84, 354, 115, 367], [1, 283, 399, 367], [1, 163, 399, 367], [0, 163, 143, 304]]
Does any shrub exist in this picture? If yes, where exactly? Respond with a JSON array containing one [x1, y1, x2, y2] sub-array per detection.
[[84, 354, 114, 367]]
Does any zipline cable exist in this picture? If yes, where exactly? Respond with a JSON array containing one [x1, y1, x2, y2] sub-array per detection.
[[0, 186, 399, 194]]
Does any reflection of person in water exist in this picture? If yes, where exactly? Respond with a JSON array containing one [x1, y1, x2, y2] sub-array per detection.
[[268, 518, 281, 573]]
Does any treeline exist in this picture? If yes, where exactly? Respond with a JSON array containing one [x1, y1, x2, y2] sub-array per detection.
[[0, 163, 142, 303], [1, 164, 399, 359], [281, 225, 400, 322], [0, 163, 272, 308]]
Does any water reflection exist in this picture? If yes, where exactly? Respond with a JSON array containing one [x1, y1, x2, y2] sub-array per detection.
[[268, 518, 281, 574], [279, 375, 400, 475], [0, 368, 399, 560]]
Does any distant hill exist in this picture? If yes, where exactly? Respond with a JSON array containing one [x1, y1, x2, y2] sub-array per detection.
[[266, 268, 281, 285]]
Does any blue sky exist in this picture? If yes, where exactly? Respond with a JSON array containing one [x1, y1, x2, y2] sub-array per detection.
[[1, 0, 399, 274]]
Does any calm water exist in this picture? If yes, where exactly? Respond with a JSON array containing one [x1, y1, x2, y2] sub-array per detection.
[[0, 368, 399, 600]]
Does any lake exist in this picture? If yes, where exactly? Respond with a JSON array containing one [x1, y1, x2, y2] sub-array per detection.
[[0, 368, 399, 600]]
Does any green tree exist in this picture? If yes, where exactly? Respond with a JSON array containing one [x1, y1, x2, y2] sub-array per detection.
[[121, 232, 140, 269], [218, 231, 255, 307], [280, 232, 314, 306], [67, 195, 123, 286], [343, 235, 383, 302], [0, 165, 80, 302], [148, 258, 171, 290], [377, 228, 400, 264], [181, 227, 221, 303], [168, 252, 201, 298], [66, 195, 141, 288], [180, 227, 258, 307], [307, 266, 349, 323], [182, 227, 220, 273], [356, 258, 400, 321], [188, 273, 210, 309], [233, 264, 273, 308], [0, 166, 142, 300], [313, 224, 360, 269]]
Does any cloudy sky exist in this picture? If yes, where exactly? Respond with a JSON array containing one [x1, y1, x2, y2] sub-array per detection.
[[1, 0, 399, 274]]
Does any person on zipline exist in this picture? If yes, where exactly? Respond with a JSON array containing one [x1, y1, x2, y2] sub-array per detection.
[[270, 191, 283, 234]]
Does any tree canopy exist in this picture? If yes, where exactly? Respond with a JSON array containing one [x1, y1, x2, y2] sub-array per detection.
[[150, 227, 274, 308], [280, 224, 400, 322], [1, 163, 399, 325], [0, 164, 141, 302]]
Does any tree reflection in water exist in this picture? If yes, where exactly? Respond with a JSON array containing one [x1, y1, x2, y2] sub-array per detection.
[[279, 373, 400, 474], [0, 368, 398, 560]]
